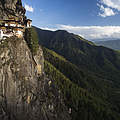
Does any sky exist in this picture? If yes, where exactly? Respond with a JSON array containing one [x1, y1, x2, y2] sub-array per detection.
[[22, 0, 120, 41]]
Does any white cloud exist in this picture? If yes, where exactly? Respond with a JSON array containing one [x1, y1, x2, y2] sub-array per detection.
[[100, 0, 120, 11], [25, 4, 34, 13], [41, 25, 120, 40], [97, 0, 120, 17], [40, 27, 57, 31], [98, 4, 116, 17]]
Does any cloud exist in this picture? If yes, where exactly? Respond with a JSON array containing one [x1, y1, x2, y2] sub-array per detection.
[[40, 27, 57, 31], [100, 0, 120, 11], [41, 25, 120, 40], [97, 0, 120, 17], [25, 4, 34, 13], [98, 4, 116, 17]]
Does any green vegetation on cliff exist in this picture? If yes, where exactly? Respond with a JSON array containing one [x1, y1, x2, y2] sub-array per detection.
[[25, 28, 39, 55]]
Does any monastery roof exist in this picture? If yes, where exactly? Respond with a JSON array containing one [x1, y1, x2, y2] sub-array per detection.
[[13, 27, 24, 29], [0, 25, 24, 29], [0, 26, 6, 29], [26, 19, 32, 22], [0, 19, 22, 24], [13, 27, 24, 31], [8, 17, 15, 20], [5, 20, 21, 23]]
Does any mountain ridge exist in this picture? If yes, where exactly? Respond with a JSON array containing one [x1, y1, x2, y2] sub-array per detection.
[[32, 26, 120, 120], [34, 26, 120, 83], [95, 39, 120, 50]]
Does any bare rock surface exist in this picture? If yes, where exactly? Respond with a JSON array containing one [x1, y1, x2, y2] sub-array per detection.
[[0, 0, 26, 20], [0, 37, 71, 120], [0, 0, 71, 119]]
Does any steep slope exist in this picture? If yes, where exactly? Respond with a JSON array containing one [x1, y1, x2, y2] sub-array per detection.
[[0, 35, 71, 120], [34, 27, 120, 84], [43, 46, 120, 120], [95, 39, 120, 50], [0, 0, 71, 119], [43, 47, 113, 96], [32, 26, 120, 120]]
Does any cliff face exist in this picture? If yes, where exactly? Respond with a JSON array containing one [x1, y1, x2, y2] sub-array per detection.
[[0, 37, 70, 120], [0, 0, 25, 20], [0, 0, 71, 119]]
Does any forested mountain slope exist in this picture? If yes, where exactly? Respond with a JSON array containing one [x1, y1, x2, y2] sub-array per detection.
[[34, 27, 120, 84], [32, 26, 120, 120]]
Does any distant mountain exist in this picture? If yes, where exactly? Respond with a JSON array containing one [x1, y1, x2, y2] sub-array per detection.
[[95, 39, 120, 50], [34, 26, 120, 83], [33, 26, 120, 120]]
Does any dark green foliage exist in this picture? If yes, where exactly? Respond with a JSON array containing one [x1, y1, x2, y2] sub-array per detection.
[[34, 27, 120, 84], [25, 27, 39, 55], [44, 60, 120, 120], [32, 26, 120, 120], [43, 47, 112, 98]]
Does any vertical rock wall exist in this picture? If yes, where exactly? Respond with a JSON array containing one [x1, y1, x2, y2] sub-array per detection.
[[0, 37, 71, 120], [0, 0, 26, 21]]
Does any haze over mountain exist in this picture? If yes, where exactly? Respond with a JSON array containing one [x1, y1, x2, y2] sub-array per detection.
[[95, 39, 120, 50]]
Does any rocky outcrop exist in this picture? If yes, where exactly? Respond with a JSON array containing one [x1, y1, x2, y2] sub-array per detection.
[[0, 37, 71, 120], [0, 0, 26, 21]]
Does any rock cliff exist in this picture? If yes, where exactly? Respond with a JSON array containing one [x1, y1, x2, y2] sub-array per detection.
[[0, 0, 71, 119], [0, 37, 71, 120], [0, 0, 26, 21]]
